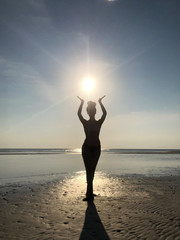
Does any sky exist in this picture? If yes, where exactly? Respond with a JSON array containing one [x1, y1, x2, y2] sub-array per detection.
[[0, 0, 180, 149]]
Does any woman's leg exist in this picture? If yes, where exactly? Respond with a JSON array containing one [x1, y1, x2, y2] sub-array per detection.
[[82, 145, 100, 199], [87, 149, 100, 196], [86, 169, 93, 197], [82, 146, 92, 197]]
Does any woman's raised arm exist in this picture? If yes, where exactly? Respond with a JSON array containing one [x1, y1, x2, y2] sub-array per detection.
[[98, 95, 107, 124], [77, 96, 86, 123]]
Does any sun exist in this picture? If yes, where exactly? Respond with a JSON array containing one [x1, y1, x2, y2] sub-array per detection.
[[82, 77, 95, 92]]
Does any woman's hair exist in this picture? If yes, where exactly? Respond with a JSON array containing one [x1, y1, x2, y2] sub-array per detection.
[[86, 101, 96, 115]]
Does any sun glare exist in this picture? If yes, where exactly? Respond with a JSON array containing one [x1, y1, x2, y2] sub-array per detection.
[[83, 78, 95, 92]]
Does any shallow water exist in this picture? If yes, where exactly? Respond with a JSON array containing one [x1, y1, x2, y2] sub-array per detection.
[[0, 150, 180, 186], [99, 152, 180, 176]]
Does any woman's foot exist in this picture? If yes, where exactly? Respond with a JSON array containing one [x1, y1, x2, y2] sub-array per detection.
[[83, 195, 94, 201], [86, 193, 97, 197]]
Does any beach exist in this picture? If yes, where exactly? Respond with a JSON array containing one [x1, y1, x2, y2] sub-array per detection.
[[1, 172, 180, 239], [0, 149, 180, 239]]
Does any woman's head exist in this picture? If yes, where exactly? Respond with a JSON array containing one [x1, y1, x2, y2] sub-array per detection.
[[86, 101, 96, 117]]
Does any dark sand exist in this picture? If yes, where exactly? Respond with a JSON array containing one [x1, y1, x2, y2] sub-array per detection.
[[0, 172, 180, 240]]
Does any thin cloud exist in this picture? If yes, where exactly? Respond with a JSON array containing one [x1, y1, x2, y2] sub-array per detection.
[[103, 111, 180, 148], [0, 56, 40, 82]]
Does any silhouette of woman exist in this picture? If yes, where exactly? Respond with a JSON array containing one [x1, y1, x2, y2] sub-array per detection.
[[77, 95, 107, 201]]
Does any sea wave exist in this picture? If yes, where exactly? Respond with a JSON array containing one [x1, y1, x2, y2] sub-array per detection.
[[0, 148, 180, 155], [103, 149, 180, 154]]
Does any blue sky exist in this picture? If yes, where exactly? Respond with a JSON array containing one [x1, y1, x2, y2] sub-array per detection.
[[0, 0, 180, 148]]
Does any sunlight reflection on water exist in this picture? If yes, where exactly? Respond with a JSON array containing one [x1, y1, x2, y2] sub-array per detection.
[[0, 152, 179, 187]]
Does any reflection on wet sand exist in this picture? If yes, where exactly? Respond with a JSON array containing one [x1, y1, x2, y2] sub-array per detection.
[[60, 171, 125, 199], [79, 201, 110, 240]]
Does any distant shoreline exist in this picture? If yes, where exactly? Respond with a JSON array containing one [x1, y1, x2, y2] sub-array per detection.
[[0, 148, 180, 155]]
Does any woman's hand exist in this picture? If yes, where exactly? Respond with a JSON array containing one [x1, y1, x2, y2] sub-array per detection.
[[98, 95, 106, 103], [77, 96, 84, 103]]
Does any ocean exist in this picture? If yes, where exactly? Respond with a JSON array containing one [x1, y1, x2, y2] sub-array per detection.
[[0, 148, 180, 186]]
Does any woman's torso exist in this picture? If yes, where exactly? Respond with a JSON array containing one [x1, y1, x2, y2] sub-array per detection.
[[83, 120, 102, 146]]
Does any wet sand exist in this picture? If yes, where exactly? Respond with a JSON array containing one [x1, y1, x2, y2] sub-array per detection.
[[0, 172, 180, 240]]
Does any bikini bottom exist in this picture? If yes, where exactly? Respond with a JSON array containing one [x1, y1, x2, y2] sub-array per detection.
[[82, 143, 101, 152]]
